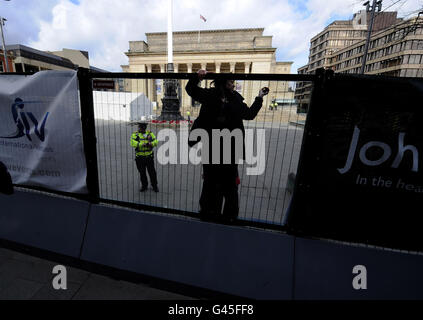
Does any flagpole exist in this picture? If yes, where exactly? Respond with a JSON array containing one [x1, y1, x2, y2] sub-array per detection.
[[158, 0, 183, 121], [167, 0, 173, 71], [198, 30, 200, 43]]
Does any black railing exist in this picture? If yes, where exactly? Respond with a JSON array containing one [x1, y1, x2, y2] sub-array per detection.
[[79, 70, 315, 230], [5, 68, 423, 251], [4, 69, 316, 232]]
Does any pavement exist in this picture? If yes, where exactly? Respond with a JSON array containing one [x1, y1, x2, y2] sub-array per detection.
[[0, 246, 196, 300], [95, 117, 304, 226]]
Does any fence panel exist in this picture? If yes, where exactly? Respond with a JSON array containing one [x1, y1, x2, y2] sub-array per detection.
[[287, 69, 423, 251], [91, 74, 312, 227]]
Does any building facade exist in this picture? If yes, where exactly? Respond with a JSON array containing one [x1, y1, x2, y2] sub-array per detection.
[[329, 17, 423, 77], [295, 11, 409, 112], [0, 45, 107, 75], [5, 45, 78, 72], [0, 49, 15, 72], [123, 28, 293, 117]]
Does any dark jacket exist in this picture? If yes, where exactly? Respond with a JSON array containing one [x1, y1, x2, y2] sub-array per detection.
[[185, 76, 263, 163]]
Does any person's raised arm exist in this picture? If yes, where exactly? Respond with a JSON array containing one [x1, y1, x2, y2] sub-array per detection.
[[185, 69, 213, 103], [241, 87, 269, 120]]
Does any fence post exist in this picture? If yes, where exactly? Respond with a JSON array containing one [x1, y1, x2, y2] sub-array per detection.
[[77, 67, 100, 203], [284, 68, 329, 233]]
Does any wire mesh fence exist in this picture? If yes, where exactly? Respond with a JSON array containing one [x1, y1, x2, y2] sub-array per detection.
[[92, 75, 311, 226]]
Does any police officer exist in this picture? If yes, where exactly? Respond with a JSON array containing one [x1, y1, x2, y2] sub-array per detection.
[[131, 122, 159, 192]]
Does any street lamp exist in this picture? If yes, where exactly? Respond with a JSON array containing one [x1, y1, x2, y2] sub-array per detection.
[[360, 0, 382, 74], [1, 0, 10, 72], [0, 17, 8, 72]]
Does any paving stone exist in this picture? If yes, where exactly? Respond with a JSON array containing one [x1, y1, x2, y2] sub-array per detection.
[[0, 255, 10, 268], [31, 281, 82, 300], [0, 248, 15, 259], [0, 278, 43, 300], [65, 266, 90, 284], [11, 251, 46, 264], [0, 258, 55, 284], [0, 270, 18, 292], [72, 274, 193, 300]]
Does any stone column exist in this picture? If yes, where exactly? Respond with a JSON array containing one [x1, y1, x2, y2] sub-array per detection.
[[244, 62, 250, 74], [242, 62, 251, 98], [185, 63, 194, 112], [215, 62, 221, 73], [146, 64, 153, 101], [230, 62, 236, 73], [173, 63, 181, 113], [201, 63, 207, 88]]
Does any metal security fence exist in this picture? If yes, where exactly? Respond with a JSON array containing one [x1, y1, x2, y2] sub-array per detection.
[[1, 69, 316, 230], [83, 71, 315, 228]]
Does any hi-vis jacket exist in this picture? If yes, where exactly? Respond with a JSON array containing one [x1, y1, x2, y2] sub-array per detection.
[[130, 130, 158, 157]]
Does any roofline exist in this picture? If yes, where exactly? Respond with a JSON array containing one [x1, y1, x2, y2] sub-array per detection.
[[326, 16, 422, 57], [6, 44, 68, 62], [125, 47, 276, 57], [310, 11, 401, 42], [146, 27, 265, 36], [6, 44, 77, 68]]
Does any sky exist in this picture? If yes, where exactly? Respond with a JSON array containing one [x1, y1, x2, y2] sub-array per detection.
[[0, 0, 422, 73]]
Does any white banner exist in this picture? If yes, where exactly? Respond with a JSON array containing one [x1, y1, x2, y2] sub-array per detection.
[[0, 70, 88, 194]]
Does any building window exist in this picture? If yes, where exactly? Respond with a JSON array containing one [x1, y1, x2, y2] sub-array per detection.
[[409, 54, 421, 64], [24, 64, 39, 73], [15, 63, 23, 72], [400, 41, 406, 51], [411, 40, 418, 50], [406, 69, 418, 77]]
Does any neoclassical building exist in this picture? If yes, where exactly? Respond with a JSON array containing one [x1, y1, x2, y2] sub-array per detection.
[[122, 28, 293, 115]]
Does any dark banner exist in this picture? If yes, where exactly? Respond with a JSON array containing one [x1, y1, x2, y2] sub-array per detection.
[[288, 71, 423, 251]]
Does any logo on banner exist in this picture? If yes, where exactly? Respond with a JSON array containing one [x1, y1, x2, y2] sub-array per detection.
[[0, 98, 49, 142]]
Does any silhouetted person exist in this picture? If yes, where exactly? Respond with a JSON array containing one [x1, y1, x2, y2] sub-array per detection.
[[186, 69, 269, 223]]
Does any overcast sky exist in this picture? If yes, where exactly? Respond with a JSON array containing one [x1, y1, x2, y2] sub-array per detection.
[[1, 0, 421, 72]]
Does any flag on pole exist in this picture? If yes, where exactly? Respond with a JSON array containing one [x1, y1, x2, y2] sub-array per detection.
[[198, 15, 206, 44]]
